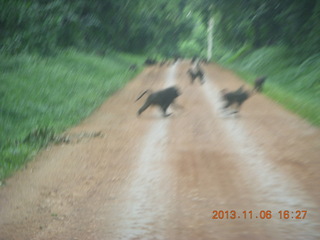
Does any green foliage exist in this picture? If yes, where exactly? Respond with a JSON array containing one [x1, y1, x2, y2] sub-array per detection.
[[218, 44, 253, 64], [192, 0, 320, 58], [1, 0, 320, 58], [0, 0, 72, 55], [178, 40, 203, 57], [177, 12, 207, 58], [0, 0, 197, 56], [216, 45, 320, 126], [0, 50, 144, 180]]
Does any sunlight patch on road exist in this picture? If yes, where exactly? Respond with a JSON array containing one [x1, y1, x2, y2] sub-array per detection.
[[202, 79, 319, 239]]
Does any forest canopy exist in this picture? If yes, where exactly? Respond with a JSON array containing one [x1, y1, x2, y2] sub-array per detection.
[[0, 0, 319, 58]]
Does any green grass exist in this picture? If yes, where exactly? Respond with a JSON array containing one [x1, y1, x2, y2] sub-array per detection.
[[215, 46, 320, 126], [0, 49, 144, 181]]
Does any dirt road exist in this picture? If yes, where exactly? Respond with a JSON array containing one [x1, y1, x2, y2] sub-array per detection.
[[1, 61, 320, 240]]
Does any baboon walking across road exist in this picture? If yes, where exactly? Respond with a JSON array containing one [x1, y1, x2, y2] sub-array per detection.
[[136, 86, 181, 117], [220, 86, 251, 114]]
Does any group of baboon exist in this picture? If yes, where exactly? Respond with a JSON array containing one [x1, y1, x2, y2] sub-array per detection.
[[187, 57, 206, 85], [219, 76, 266, 114], [144, 56, 182, 67], [135, 57, 266, 117]]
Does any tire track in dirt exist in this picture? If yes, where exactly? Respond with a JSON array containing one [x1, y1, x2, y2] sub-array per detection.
[[164, 61, 276, 239], [201, 74, 320, 239], [113, 64, 178, 239]]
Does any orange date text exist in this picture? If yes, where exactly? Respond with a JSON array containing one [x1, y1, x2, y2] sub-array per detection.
[[211, 210, 307, 220]]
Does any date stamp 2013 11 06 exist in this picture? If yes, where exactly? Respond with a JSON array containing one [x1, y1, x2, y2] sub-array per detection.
[[211, 210, 307, 220]]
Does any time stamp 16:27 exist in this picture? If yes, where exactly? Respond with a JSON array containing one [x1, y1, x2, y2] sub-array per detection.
[[211, 210, 307, 220]]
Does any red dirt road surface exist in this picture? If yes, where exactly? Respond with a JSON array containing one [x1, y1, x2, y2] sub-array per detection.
[[0, 61, 320, 240]]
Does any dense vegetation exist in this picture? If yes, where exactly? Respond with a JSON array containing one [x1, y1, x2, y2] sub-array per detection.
[[1, 0, 319, 57], [0, 0, 194, 55], [1, 0, 319, 180], [206, 0, 320, 126], [217, 46, 320, 126], [0, 50, 144, 180]]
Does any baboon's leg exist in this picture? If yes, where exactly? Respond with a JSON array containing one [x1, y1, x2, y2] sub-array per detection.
[[194, 72, 204, 84], [223, 100, 233, 109], [199, 75, 205, 84], [232, 102, 244, 114], [191, 75, 196, 84], [232, 105, 240, 114], [254, 82, 263, 92], [137, 102, 151, 116], [161, 103, 172, 117]]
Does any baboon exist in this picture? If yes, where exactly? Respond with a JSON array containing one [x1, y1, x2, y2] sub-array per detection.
[[191, 56, 197, 64], [200, 58, 208, 64], [220, 86, 251, 113], [136, 86, 181, 117], [191, 57, 207, 65], [144, 58, 157, 65], [129, 64, 137, 71], [187, 68, 205, 84], [160, 60, 168, 66], [173, 55, 180, 63], [253, 76, 267, 92]]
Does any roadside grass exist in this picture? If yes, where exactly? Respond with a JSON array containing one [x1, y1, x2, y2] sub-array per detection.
[[215, 46, 320, 126], [0, 49, 144, 181]]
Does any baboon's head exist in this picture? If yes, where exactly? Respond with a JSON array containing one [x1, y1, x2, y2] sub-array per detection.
[[169, 86, 181, 98], [256, 76, 267, 83]]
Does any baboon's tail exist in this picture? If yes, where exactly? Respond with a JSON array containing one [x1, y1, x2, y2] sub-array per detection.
[[251, 87, 259, 95], [135, 90, 150, 102]]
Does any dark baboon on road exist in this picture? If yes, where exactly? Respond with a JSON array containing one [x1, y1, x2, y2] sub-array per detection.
[[187, 68, 205, 84], [253, 76, 267, 92], [220, 86, 251, 113], [136, 86, 181, 117]]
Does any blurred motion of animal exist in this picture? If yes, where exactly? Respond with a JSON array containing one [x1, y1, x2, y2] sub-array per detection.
[[187, 68, 205, 84], [191, 56, 207, 65], [220, 86, 251, 114], [144, 58, 157, 65], [200, 58, 208, 64], [173, 55, 180, 63], [135, 86, 181, 117], [188, 57, 205, 84], [191, 56, 196, 63], [160, 59, 168, 66], [253, 76, 267, 92], [129, 64, 137, 71]]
